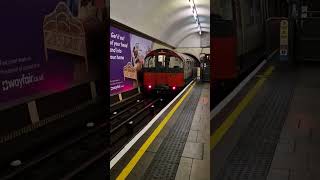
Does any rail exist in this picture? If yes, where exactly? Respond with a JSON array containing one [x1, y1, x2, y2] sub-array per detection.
[[110, 99, 146, 120], [110, 98, 160, 134], [1, 121, 108, 180], [60, 149, 108, 180]]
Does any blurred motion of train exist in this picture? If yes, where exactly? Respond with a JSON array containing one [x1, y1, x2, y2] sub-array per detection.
[[142, 49, 198, 93], [200, 53, 210, 82], [211, 0, 267, 107]]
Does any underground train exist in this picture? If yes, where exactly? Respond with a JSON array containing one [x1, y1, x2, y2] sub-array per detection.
[[211, 0, 267, 106], [143, 49, 197, 93]]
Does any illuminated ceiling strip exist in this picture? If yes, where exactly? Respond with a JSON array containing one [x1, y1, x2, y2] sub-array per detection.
[[189, 0, 202, 35]]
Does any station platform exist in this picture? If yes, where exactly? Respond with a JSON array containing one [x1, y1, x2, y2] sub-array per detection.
[[110, 81, 210, 180], [212, 58, 320, 179]]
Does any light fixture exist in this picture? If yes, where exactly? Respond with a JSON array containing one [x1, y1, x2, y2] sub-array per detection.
[[189, 1, 194, 10], [188, 0, 202, 35]]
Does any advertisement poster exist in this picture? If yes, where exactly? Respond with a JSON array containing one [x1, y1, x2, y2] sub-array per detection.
[[0, 0, 105, 105], [110, 26, 133, 95], [110, 26, 153, 95], [130, 34, 153, 72]]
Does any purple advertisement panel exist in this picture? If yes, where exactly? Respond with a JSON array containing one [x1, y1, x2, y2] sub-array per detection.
[[110, 26, 134, 95], [0, 0, 105, 105], [110, 27, 155, 95]]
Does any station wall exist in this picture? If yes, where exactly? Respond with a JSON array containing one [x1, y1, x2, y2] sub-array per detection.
[[176, 48, 210, 60], [177, 32, 210, 48], [153, 42, 174, 50], [176, 31, 210, 60], [178, 33, 202, 48]]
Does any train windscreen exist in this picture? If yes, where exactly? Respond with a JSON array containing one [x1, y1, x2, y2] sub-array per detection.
[[144, 55, 183, 69]]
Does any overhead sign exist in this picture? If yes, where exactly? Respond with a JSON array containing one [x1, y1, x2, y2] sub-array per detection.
[[280, 20, 288, 61]]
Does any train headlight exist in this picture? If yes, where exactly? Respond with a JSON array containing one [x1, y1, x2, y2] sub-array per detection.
[[148, 85, 152, 89], [172, 86, 176, 90]]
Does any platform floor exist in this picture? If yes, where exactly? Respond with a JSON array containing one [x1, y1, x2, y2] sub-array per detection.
[[111, 82, 210, 180], [267, 63, 320, 180], [212, 60, 320, 180]]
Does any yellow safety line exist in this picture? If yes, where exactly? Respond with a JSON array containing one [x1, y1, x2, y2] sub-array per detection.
[[116, 82, 196, 180], [210, 66, 275, 151]]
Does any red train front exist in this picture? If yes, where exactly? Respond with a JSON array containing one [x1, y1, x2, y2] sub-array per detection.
[[143, 49, 195, 93]]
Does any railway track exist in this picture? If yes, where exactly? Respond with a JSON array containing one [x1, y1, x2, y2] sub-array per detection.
[[110, 93, 144, 114], [0, 93, 174, 179], [0, 119, 108, 180], [111, 98, 159, 130], [110, 95, 173, 157]]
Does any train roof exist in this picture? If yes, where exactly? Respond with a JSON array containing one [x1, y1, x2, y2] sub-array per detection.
[[146, 49, 198, 63]]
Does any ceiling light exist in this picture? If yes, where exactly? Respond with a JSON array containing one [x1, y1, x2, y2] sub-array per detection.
[[188, 0, 202, 35], [193, 13, 197, 20], [189, 0, 194, 10]]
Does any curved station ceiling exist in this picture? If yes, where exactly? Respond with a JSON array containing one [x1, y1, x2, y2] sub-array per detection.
[[110, 0, 210, 47]]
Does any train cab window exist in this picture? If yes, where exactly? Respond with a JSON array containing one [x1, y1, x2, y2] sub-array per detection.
[[169, 57, 183, 69], [165, 56, 170, 68], [144, 55, 164, 68], [158, 55, 166, 68], [158, 55, 164, 63], [144, 55, 183, 70], [144, 56, 156, 68]]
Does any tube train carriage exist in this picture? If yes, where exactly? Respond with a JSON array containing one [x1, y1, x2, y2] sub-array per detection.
[[143, 49, 197, 93], [211, 0, 266, 107]]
